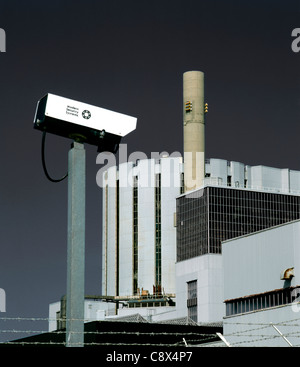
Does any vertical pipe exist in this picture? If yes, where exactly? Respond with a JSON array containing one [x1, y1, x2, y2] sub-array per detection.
[[66, 141, 86, 347], [183, 71, 205, 192]]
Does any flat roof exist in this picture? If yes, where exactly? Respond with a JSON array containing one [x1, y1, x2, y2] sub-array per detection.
[[222, 218, 300, 244]]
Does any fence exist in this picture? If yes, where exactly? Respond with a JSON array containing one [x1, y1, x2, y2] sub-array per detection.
[[222, 317, 300, 347], [0, 316, 299, 347], [0, 316, 220, 347]]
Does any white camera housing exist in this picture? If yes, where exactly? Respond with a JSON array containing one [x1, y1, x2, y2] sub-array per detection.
[[34, 93, 137, 152]]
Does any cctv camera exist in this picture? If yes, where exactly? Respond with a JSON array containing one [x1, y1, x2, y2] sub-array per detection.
[[33, 93, 137, 153]]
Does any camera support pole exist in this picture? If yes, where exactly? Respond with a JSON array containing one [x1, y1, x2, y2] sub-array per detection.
[[66, 141, 86, 347]]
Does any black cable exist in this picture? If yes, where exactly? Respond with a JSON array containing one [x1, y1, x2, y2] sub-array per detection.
[[41, 131, 68, 183]]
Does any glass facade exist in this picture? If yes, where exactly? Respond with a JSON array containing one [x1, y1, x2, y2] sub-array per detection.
[[177, 186, 300, 262], [177, 188, 208, 261]]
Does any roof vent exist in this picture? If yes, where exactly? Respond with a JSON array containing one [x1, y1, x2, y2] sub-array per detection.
[[280, 267, 294, 280]]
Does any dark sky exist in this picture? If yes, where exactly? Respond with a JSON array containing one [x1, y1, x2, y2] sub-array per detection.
[[0, 0, 299, 341]]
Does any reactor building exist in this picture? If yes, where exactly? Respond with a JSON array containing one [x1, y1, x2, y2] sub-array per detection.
[[101, 71, 300, 323], [102, 157, 183, 302]]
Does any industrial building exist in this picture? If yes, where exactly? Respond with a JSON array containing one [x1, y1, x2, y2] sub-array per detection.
[[101, 158, 300, 325], [46, 70, 300, 347], [100, 70, 300, 327]]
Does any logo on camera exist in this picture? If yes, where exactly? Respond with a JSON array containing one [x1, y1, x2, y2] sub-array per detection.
[[82, 110, 91, 119]]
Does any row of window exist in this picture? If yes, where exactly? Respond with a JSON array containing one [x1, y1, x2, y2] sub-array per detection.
[[155, 174, 162, 288], [128, 301, 169, 308], [225, 287, 300, 316], [133, 177, 138, 294], [186, 280, 300, 322], [116, 180, 120, 296]]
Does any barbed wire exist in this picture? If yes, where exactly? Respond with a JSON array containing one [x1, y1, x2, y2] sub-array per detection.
[[0, 316, 299, 347], [0, 316, 221, 347], [223, 315, 300, 327], [221, 316, 300, 347], [0, 328, 217, 337]]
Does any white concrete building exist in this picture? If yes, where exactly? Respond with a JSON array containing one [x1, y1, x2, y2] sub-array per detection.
[[48, 158, 300, 330], [102, 156, 183, 300], [222, 220, 300, 347], [100, 69, 300, 325]]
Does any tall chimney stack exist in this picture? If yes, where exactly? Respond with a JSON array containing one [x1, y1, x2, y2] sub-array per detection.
[[183, 70, 205, 192]]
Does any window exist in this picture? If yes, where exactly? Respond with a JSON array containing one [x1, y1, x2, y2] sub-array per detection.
[[227, 176, 232, 187], [104, 185, 108, 295], [225, 287, 297, 316], [187, 280, 197, 323], [133, 176, 138, 294], [116, 179, 119, 296], [180, 173, 185, 194], [155, 174, 161, 289]]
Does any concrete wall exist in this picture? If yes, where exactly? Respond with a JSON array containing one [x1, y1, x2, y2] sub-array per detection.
[[105, 166, 117, 296], [222, 220, 300, 346], [290, 169, 300, 193], [175, 254, 224, 323], [224, 304, 300, 347], [222, 220, 300, 300], [161, 158, 182, 294], [137, 159, 155, 294], [230, 161, 245, 188], [208, 158, 228, 185]]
